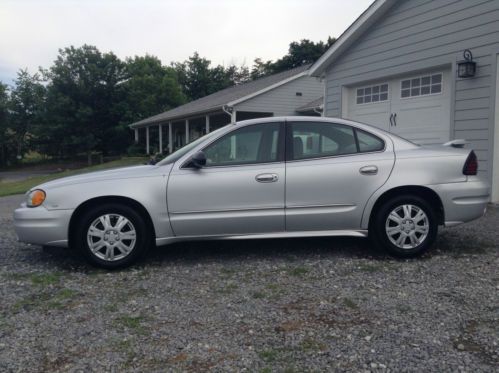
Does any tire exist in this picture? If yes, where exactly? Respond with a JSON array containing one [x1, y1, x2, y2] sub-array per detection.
[[74, 203, 151, 269], [370, 195, 438, 258]]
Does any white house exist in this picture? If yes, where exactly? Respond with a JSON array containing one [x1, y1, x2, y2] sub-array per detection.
[[130, 65, 323, 154]]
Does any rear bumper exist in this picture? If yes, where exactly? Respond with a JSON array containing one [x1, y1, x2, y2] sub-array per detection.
[[13, 205, 73, 247], [430, 179, 490, 226]]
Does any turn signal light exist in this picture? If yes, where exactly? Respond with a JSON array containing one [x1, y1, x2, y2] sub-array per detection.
[[27, 189, 46, 207]]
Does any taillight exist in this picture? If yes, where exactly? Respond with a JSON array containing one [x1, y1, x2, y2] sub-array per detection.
[[463, 151, 478, 176]]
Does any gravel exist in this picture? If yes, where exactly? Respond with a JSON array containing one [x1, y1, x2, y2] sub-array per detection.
[[0, 195, 497, 372]]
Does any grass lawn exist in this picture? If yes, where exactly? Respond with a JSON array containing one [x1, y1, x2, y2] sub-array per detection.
[[0, 157, 148, 197]]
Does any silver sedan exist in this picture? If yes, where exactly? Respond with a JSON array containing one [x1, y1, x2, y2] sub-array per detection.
[[14, 117, 490, 268]]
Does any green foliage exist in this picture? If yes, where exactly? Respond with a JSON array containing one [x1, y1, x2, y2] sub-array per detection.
[[0, 71, 46, 166], [120, 55, 186, 125], [173, 52, 250, 101], [0, 82, 11, 166], [1, 36, 334, 165], [251, 37, 336, 78], [40, 45, 128, 159]]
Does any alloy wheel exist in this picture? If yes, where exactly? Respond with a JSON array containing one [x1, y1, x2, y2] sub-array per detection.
[[385, 204, 429, 249], [86, 214, 137, 261]]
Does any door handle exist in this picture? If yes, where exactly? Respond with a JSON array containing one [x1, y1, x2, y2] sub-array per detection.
[[359, 165, 378, 176], [255, 173, 278, 183], [393, 113, 397, 126], [389, 113, 394, 127]]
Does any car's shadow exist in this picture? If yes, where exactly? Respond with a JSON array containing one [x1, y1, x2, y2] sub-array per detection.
[[146, 236, 385, 263], [39, 236, 393, 272], [38, 229, 490, 272]]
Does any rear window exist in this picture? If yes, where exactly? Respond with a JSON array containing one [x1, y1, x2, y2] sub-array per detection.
[[288, 121, 385, 160], [356, 129, 385, 152]]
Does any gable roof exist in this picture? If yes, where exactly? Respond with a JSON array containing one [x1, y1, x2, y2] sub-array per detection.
[[295, 96, 323, 113], [130, 64, 311, 128], [309, 0, 397, 77]]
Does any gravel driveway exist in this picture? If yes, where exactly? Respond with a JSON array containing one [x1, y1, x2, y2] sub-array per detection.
[[0, 195, 497, 372]]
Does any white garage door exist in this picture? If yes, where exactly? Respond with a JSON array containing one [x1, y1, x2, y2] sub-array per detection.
[[345, 69, 451, 145]]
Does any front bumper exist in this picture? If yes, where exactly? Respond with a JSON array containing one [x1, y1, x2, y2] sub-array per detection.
[[13, 204, 73, 247], [430, 179, 490, 226]]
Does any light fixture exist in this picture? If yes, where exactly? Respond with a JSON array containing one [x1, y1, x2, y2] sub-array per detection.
[[457, 49, 476, 78]]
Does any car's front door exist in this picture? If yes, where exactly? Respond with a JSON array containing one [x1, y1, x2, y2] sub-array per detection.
[[285, 121, 395, 231], [167, 122, 285, 236]]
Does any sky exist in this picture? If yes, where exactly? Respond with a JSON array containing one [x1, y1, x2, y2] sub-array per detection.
[[0, 0, 373, 85]]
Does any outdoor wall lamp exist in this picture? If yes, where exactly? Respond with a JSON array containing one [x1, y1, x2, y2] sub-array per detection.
[[457, 49, 476, 78]]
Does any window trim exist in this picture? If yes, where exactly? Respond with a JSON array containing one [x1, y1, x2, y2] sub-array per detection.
[[181, 122, 285, 169], [355, 83, 389, 106], [285, 121, 386, 163], [400, 72, 443, 99]]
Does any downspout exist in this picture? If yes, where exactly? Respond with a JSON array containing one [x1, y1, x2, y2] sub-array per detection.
[[222, 105, 236, 123]]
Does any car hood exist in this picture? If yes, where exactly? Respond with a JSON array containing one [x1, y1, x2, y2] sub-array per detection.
[[35, 164, 173, 191]]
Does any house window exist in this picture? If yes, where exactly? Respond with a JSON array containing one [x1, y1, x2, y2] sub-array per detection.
[[356, 83, 389, 105], [401, 73, 442, 98]]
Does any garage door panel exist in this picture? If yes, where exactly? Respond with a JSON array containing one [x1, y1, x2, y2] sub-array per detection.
[[345, 81, 391, 131], [346, 69, 451, 145], [390, 70, 451, 145]]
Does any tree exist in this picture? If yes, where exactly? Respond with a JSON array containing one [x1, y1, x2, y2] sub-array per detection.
[[174, 52, 215, 101], [250, 58, 274, 80], [174, 52, 250, 101], [120, 55, 186, 125], [0, 82, 11, 166], [8, 70, 46, 160], [251, 37, 336, 78], [42, 45, 128, 162]]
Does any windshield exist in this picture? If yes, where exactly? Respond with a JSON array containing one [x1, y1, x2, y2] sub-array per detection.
[[157, 125, 229, 165]]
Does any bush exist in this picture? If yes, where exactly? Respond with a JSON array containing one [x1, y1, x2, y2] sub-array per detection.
[[127, 143, 146, 156]]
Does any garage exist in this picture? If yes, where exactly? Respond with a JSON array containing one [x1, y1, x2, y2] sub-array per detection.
[[343, 69, 451, 145], [310, 0, 499, 202]]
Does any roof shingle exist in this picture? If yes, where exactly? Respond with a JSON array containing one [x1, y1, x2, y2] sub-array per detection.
[[130, 64, 310, 127]]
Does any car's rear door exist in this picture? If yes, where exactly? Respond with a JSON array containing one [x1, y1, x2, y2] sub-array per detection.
[[167, 121, 285, 236], [285, 120, 395, 231]]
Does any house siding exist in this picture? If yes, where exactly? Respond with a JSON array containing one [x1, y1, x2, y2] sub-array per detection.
[[235, 76, 323, 116], [324, 0, 499, 178]]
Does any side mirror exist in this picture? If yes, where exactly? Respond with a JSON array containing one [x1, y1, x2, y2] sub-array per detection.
[[190, 151, 207, 168]]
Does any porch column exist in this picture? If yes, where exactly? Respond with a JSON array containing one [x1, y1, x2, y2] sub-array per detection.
[[185, 119, 190, 144], [146, 126, 150, 154], [158, 124, 163, 154], [205, 115, 210, 134], [231, 110, 237, 123], [134, 128, 138, 143], [168, 122, 173, 154]]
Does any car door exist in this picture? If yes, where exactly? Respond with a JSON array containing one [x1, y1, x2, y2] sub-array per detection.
[[285, 120, 395, 231], [167, 122, 285, 236]]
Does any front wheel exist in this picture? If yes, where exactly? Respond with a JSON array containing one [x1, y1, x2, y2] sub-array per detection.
[[370, 195, 438, 258], [74, 204, 151, 269]]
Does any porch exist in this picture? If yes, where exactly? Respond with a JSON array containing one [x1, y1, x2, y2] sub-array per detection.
[[134, 110, 273, 154]]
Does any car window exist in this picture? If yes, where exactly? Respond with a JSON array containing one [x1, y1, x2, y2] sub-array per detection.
[[157, 126, 227, 165], [203, 123, 281, 166], [289, 122, 358, 160], [356, 129, 385, 152]]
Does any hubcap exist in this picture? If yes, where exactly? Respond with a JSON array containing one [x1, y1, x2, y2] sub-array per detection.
[[385, 204, 429, 249], [87, 214, 137, 261]]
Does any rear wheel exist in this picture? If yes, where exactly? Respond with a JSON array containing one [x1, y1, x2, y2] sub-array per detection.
[[370, 195, 438, 258], [74, 203, 151, 269]]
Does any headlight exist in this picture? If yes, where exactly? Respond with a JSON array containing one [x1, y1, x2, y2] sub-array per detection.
[[27, 189, 46, 207]]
